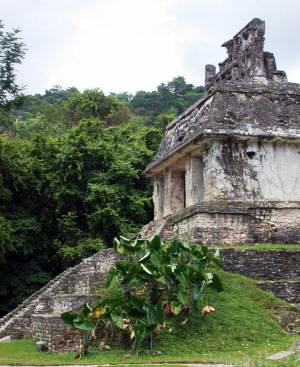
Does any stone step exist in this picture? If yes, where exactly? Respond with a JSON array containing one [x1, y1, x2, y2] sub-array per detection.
[[257, 279, 300, 303], [0, 267, 75, 338], [0, 249, 118, 339], [221, 249, 300, 280], [35, 294, 96, 315]]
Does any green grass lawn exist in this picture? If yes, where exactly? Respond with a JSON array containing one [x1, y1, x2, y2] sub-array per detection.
[[0, 272, 298, 366]]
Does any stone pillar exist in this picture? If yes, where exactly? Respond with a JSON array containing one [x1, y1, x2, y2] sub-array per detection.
[[205, 64, 216, 91], [153, 175, 165, 220], [263, 52, 277, 79], [164, 169, 185, 216], [185, 155, 204, 207]]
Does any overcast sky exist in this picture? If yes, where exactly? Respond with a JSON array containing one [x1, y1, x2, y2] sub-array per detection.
[[1, 0, 300, 95]]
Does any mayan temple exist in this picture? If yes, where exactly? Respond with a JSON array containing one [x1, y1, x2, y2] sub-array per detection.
[[0, 18, 299, 353], [141, 18, 300, 246]]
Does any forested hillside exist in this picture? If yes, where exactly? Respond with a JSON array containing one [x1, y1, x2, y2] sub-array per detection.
[[0, 21, 204, 316]]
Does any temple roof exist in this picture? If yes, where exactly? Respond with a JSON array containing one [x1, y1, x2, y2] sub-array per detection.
[[144, 19, 300, 175]]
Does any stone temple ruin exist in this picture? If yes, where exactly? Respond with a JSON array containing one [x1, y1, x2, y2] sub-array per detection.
[[141, 18, 300, 245], [0, 18, 299, 353]]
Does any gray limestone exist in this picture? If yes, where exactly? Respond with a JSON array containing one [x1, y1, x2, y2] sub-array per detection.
[[142, 18, 300, 249]]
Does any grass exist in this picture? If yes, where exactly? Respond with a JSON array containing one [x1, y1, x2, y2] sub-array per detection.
[[233, 243, 300, 251], [0, 272, 298, 366]]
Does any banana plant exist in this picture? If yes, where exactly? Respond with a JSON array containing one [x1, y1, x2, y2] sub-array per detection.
[[104, 236, 223, 351], [61, 235, 223, 354]]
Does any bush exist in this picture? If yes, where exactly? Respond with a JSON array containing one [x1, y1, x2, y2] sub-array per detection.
[[61, 236, 223, 355]]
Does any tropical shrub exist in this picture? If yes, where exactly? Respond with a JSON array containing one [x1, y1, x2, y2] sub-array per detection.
[[61, 235, 223, 355]]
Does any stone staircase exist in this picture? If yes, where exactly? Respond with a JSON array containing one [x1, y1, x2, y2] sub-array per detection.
[[0, 248, 119, 351], [221, 249, 300, 303], [1, 240, 299, 352]]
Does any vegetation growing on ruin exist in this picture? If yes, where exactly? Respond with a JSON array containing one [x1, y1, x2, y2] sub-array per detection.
[[0, 272, 297, 365], [61, 236, 223, 354]]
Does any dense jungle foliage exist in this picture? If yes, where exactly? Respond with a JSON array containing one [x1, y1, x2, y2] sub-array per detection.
[[0, 21, 204, 316]]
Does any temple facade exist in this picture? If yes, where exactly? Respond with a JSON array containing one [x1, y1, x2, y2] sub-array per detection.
[[141, 18, 300, 245]]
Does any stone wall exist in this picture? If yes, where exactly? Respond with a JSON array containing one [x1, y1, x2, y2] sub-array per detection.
[[0, 243, 299, 353], [31, 315, 81, 353], [205, 139, 300, 201], [141, 201, 300, 245], [221, 249, 300, 303], [185, 155, 204, 207], [150, 138, 300, 221], [221, 249, 300, 279]]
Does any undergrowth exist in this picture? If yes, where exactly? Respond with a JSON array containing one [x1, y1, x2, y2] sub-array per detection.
[[0, 272, 297, 365]]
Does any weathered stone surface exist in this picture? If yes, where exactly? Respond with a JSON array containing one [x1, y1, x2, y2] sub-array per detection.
[[143, 20, 300, 247], [221, 249, 300, 279], [204, 139, 300, 201], [32, 315, 81, 353], [141, 201, 300, 245], [146, 83, 300, 175], [145, 18, 296, 175], [221, 249, 300, 303], [0, 249, 119, 352], [185, 155, 204, 207], [0, 336, 11, 343]]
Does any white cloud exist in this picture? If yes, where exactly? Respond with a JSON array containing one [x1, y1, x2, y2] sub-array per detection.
[[2, 0, 300, 94], [46, 0, 188, 93]]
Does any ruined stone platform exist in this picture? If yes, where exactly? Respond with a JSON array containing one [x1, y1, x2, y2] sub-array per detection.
[[0, 245, 299, 353], [143, 18, 300, 249], [141, 201, 300, 246], [0, 249, 119, 352]]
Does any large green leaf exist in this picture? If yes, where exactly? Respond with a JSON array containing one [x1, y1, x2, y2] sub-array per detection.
[[207, 251, 224, 269], [149, 251, 164, 267], [177, 290, 189, 305], [139, 251, 150, 262], [170, 301, 182, 315], [111, 312, 123, 329], [73, 319, 95, 331], [148, 235, 162, 250], [61, 311, 78, 327], [106, 269, 119, 289], [176, 272, 190, 288]]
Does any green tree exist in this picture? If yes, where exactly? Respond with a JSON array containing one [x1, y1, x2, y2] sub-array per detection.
[[0, 20, 25, 105], [13, 87, 78, 137], [0, 75, 204, 318], [49, 120, 161, 266], [129, 76, 204, 126], [0, 20, 25, 133], [0, 134, 54, 315], [65, 89, 130, 126]]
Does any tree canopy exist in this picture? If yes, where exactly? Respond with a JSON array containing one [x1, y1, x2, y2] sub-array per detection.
[[0, 20, 25, 132], [0, 20, 204, 317]]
